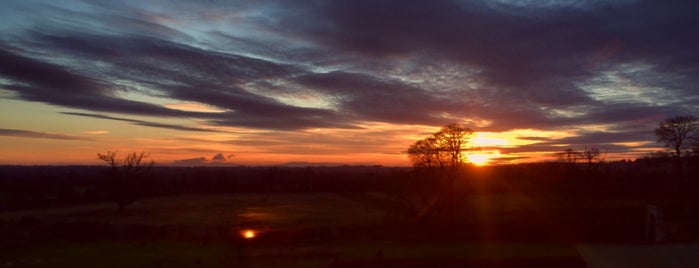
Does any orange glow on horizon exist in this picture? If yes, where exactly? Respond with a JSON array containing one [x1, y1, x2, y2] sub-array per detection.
[[470, 129, 573, 148], [0, 100, 636, 168], [471, 133, 508, 147], [465, 150, 501, 166], [466, 154, 490, 166]]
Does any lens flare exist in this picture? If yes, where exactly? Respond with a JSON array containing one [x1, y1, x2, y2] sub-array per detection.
[[241, 229, 256, 239]]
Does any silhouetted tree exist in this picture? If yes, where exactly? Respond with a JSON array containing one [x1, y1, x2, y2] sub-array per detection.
[[407, 123, 473, 222], [407, 136, 440, 169], [655, 116, 699, 215], [581, 147, 606, 169], [97, 150, 154, 209], [655, 115, 699, 159], [556, 148, 582, 163], [407, 123, 473, 170], [435, 123, 473, 171]]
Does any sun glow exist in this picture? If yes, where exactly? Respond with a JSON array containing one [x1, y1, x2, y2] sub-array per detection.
[[465, 150, 501, 166], [471, 133, 508, 147], [470, 129, 574, 148], [466, 154, 490, 166]]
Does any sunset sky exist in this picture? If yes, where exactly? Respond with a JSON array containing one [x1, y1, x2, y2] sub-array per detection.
[[1, 0, 698, 166]]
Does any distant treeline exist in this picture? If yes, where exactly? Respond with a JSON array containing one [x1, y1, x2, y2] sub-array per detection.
[[0, 156, 698, 211]]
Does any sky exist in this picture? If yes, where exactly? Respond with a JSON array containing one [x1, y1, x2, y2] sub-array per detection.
[[0, 0, 698, 166]]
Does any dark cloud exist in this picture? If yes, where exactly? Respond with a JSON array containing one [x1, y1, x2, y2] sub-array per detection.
[[0, 128, 93, 141], [294, 71, 466, 124], [270, 0, 699, 128], [557, 131, 653, 146], [172, 157, 207, 166], [0, 47, 104, 95], [212, 153, 226, 161], [0, 47, 202, 117], [0, 34, 346, 130], [273, 0, 604, 93], [579, 105, 676, 126], [60, 112, 227, 133], [171, 153, 236, 166], [500, 130, 652, 156], [2, 0, 699, 159]]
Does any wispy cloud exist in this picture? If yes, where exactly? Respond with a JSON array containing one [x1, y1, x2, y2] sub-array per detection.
[[84, 130, 109, 135], [0, 128, 94, 141], [61, 112, 227, 133], [1, 0, 697, 163]]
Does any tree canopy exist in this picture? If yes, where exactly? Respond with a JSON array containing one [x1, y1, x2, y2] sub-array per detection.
[[407, 123, 473, 170], [655, 115, 699, 158]]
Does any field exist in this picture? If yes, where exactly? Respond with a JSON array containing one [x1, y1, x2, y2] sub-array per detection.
[[579, 243, 699, 268], [2, 159, 697, 268], [0, 193, 588, 267]]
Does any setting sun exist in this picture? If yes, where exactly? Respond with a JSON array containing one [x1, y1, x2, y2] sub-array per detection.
[[0, 0, 685, 168], [466, 154, 490, 166], [0, 1, 694, 266], [465, 150, 501, 166]]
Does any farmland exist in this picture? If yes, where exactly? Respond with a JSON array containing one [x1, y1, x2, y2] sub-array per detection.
[[0, 192, 586, 267], [1, 162, 698, 267]]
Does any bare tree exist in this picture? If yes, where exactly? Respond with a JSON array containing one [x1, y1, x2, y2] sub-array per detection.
[[655, 115, 699, 159], [97, 150, 154, 209], [407, 123, 473, 170], [407, 136, 440, 169], [434, 123, 473, 170], [406, 123, 473, 222], [98, 150, 119, 172], [581, 147, 606, 165], [556, 148, 582, 163]]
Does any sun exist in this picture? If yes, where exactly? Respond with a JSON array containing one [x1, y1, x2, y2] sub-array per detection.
[[465, 150, 501, 166], [466, 153, 491, 166]]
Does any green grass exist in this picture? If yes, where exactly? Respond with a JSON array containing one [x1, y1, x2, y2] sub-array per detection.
[[0, 240, 236, 268], [338, 241, 579, 259], [450, 194, 643, 224], [0, 192, 642, 227], [0, 193, 383, 228], [0, 239, 586, 268], [0, 192, 597, 267], [578, 243, 699, 268]]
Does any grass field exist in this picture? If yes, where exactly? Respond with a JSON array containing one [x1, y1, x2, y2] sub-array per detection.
[[0, 192, 645, 267], [0, 193, 383, 228], [578, 243, 699, 268]]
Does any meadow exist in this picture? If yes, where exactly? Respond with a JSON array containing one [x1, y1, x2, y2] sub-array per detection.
[[1, 161, 697, 267], [0, 192, 590, 267]]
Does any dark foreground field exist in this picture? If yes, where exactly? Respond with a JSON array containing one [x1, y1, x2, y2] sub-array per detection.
[[1, 193, 591, 267], [2, 161, 699, 267]]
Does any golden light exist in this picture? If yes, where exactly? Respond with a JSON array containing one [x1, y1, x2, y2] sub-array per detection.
[[163, 102, 226, 113], [470, 129, 574, 148], [465, 150, 501, 166], [471, 133, 509, 147], [241, 229, 256, 239], [466, 153, 490, 166]]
